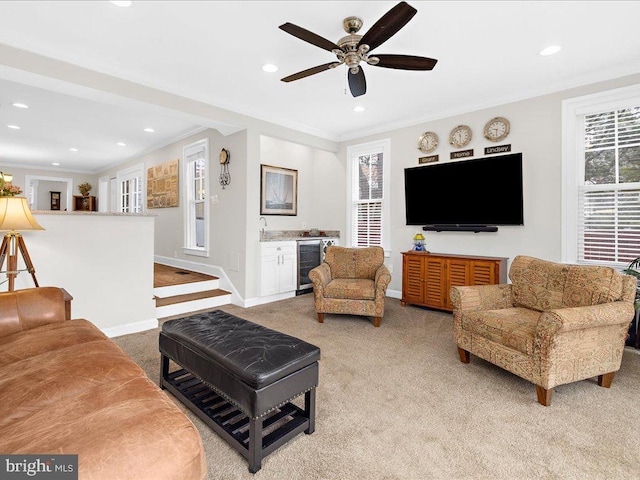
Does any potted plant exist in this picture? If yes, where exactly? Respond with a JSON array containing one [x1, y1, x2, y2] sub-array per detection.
[[623, 257, 640, 348], [78, 182, 92, 197]]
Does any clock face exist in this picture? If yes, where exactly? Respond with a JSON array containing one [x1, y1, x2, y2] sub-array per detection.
[[449, 125, 472, 149], [484, 117, 510, 142], [418, 132, 438, 153]]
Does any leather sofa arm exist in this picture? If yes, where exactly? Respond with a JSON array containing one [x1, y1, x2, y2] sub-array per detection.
[[450, 284, 515, 313], [538, 301, 635, 335], [0, 287, 70, 338]]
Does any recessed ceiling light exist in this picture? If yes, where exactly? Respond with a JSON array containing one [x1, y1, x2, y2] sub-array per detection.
[[110, 1, 132, 7], [117, 142, 127, 146], [143, 128, 155, 133], [353, 106, 366, 112], [6, 125, 21, 130], [11, 103, 29, 109], [540, 45, 562, 56], [69, 147, 78, 152], [262, 64, 279, 73], [52, 163, 60, 166]]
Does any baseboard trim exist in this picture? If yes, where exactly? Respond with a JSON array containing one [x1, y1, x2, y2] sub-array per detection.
[[387, 289, 401, 299], [102, 318, 159, 338]]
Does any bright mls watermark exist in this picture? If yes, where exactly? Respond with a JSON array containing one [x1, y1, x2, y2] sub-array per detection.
[[0, 455, 77, 480]]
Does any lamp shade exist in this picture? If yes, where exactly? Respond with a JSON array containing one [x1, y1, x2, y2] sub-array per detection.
[[0, 196, 44, 231]]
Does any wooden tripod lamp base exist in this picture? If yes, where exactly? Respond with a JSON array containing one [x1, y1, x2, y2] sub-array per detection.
[[0, 232, 39, 291], [0, 196, 45, 292]]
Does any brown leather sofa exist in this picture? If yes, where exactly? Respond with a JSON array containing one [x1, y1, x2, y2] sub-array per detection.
[[0, 287, 206, 480]]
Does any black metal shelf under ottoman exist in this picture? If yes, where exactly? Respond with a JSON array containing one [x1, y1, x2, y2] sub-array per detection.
[[159, 310, 321, 474]]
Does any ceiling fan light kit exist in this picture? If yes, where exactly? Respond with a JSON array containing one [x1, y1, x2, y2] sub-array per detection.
[[279, 1, 437, 97]]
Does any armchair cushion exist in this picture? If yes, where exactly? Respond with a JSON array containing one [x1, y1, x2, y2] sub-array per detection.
[[325, 279, 375, 300], [509, 255, 626, 311], [463, 307, 540, 355]]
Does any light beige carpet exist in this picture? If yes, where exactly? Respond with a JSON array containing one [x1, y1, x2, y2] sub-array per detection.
[[113, 296, 640, 480]]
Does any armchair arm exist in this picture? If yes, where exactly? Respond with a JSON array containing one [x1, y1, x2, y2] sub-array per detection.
[[450, 284, 515, 314], [538, 301, 635, 335], [374, 264, 392, 299], [309, 263, 331, 290]]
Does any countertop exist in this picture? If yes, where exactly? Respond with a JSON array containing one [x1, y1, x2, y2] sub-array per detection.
[[260, 229, 340, 242]]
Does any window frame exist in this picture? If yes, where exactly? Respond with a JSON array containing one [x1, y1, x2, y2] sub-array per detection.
[[562, 83, 640, 267], [346, 139, 391, 252], [182, 138, 210, 257]]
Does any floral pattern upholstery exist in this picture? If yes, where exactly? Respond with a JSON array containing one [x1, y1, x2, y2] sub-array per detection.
[[309, 246, 391, 326], [450, 255, 636, 400]]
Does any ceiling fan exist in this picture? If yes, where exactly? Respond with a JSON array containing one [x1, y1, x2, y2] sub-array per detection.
[[279, 1, 437, 97]]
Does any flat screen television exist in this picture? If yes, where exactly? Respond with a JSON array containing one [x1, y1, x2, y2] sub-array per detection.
[[404, 153, 523, 229]]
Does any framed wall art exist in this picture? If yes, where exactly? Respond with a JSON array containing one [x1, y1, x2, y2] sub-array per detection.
[[147, 159, 179, 208], [50, 191, 61, 211], [260, 164, 298, 216]]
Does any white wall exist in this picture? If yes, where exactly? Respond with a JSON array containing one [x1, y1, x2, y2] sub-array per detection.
[[341, 73, 640, 295], [8, 213, 156, 336], [34, 180, 68, 210]]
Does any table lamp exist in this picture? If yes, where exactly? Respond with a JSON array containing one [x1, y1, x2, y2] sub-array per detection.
[[0, 196, 44, 291]]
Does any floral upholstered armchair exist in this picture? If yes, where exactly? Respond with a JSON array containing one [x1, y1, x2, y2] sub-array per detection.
[[309, 246, 391, 327], [450, 255, 636, 406]]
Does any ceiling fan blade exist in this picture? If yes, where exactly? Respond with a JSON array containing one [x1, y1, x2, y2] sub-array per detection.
[[279, 23, 340, 52], [373, 54, 438, 70], [281, 62, 340, 82], [358, 1, 417, 52], [348, 68, 367, 97]]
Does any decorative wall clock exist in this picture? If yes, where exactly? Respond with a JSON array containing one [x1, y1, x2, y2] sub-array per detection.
[[418, 131, 439, 153], [449, 125, 472, 149], [483, 117, 510, 142]]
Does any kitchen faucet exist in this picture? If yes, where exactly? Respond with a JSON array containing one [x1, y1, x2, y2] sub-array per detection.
[[259, 216, 268, 234]]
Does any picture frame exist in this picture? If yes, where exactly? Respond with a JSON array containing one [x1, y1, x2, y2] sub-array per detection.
[[50, 191, 61, 211], [260, 164, 298, 216]]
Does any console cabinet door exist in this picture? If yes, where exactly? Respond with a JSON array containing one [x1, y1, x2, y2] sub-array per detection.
[[424, 257, 446, 309], [403, 254, 426, 305], [445, 259, 471, 310], [401, 251, 507, 312]]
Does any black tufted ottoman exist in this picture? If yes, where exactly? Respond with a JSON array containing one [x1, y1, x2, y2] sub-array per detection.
[[159, 310, 320, 473]]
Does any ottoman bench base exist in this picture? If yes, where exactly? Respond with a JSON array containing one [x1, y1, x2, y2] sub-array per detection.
[[161, 355, 316, 473]]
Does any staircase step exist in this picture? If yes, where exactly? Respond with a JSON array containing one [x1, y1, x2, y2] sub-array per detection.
[[155, 289, 231, 307]]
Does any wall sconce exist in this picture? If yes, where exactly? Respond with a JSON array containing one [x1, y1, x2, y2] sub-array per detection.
[[219, 148, 230, 189]]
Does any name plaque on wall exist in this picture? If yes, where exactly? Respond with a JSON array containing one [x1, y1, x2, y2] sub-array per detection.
[[484, 144, 512, 155], [450, 149, 473, 159], [418, 155, 439, 164]]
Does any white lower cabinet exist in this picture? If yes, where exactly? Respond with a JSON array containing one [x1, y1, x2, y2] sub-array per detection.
[[260, 241, 297, 296]]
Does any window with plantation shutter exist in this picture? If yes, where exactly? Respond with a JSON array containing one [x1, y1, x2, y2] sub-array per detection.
[[347, 140, 390, 249], [563, 85, 640, 267]]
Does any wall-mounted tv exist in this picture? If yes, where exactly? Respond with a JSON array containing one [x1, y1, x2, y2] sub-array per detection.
[[404, 153, 523, 230]]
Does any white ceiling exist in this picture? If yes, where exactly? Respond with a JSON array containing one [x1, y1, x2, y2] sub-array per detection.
[[1, 0, 640, 173]]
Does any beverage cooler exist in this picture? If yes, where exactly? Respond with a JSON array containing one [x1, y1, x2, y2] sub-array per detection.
[[296, 238, 339, 294]]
